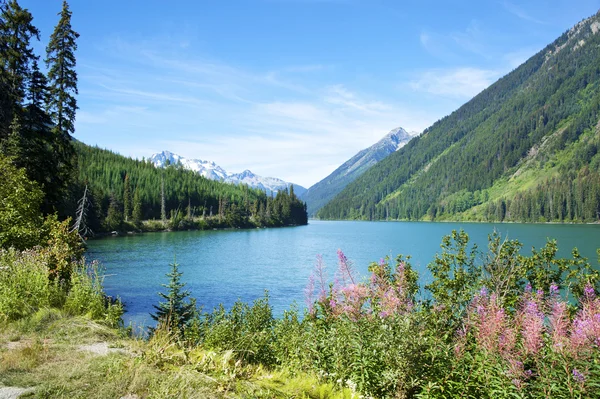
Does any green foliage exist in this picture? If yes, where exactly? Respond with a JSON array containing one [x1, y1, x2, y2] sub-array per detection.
[[0, 248, 55, 322], [425, 230, 479, 323], [64, 261, 123, 328], [199, 293, 275, 366], [38, 214, 83, 282], [0, 155, 44, 249], [319, 11, 600, 223], [0, 247, 120, 326], [151, 260, 196, 335], [75, 143, 308, 231]]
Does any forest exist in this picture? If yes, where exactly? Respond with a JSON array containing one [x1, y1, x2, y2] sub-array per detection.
[[75, 142, 308, 233], [0, 0, 307, 237], [318, 11, 600, 223]]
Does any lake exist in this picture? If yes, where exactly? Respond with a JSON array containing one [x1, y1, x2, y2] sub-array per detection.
[[86, 220, 600, 329]]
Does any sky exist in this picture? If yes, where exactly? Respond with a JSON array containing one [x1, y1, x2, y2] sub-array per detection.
[[20, 0, 600, 187]]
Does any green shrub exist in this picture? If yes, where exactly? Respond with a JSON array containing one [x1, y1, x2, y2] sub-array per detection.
[[0, 247, 122, 327], [0, 248, 54, 321], [201, 293, 275, 366], [0, 156, 44, 250], [65, 260, 123, 327]]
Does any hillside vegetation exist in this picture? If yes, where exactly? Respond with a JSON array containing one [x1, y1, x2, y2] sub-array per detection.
[[319, 12, 600, 223], [74, 143, 308, 233], [301, 128, 412, 216]]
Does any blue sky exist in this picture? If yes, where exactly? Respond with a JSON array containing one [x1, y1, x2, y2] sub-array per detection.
[[22, 0, 600, 187]]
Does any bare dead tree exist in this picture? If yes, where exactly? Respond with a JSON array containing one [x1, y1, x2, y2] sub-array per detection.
[[71, 185, 93, 240]]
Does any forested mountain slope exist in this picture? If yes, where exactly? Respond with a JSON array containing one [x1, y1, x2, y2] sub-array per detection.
[[75, 143, 308, 231], [319, 11, 600, 223], [301, 127, 414, 216]]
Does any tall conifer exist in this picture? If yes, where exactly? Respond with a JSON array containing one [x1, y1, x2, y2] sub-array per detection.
[[45, 0, 78, 137], [0, 0, 39, 141], [44, 0, 79, 213], [123, 174, 132, 222]]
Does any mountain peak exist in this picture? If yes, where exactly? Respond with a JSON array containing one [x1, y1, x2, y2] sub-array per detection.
[[301, 125, 416, 216], [148, 151, 306, 196]]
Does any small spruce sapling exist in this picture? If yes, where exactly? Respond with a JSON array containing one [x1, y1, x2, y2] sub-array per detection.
[[151, 259, 196, 335]]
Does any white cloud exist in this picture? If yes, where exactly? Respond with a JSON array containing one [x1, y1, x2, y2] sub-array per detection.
[[502, 1, 545, 24], [76, 38, 435, 187], [409, 67, 500, 99]]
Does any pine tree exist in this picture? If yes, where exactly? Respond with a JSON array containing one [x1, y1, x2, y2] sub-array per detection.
[[44, 1, 79, 213], [151, 260, 196, 335], [0, 0, 39, 139], [21, 59, 60, 212], [45, 0, 78, 137], [123, 174, 131, 222], [160, 176, 166, 224], [132, 187, 142, 228], [105, 193, 122, 231]]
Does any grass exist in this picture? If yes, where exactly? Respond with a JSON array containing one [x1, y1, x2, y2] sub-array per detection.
[[0, 310, 356, 399]]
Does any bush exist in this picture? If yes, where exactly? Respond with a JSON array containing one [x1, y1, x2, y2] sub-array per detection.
[[0, 156, 44, 250], [65, 260, 123, 327], [0, 248, 55, 322], [200, 293, 275, 366], [0, 247, 122, 327]]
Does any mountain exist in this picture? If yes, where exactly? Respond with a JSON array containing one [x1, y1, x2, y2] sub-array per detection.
[[319, 11, 600, 223], [301, 127, 415, 216], [149, 151, 307, 196]]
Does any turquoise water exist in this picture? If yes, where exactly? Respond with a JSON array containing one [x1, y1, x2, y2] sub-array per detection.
[[86, 220, 600, 329]]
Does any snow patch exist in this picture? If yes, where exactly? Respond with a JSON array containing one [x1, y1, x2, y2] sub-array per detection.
[[149, 151, 305, 195]]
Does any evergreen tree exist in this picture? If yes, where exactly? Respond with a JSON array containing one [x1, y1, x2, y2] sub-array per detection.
[[132, 187, 142, 228], [45, 0, 78, 137], [44, 0, 78, 212], [21, 59, 62, 212], [151, 260, 196, 335], [0, 0, 39, 139], [123, 173, 131, 221], [105, 193, 122, 231]]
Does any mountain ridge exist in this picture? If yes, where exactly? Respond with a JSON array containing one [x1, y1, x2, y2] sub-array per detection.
[[149, 151, 307, 196], [319, 10, 600, 223], [301, 127, 415, 216]]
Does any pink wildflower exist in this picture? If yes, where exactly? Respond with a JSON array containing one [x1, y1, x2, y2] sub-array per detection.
[[304, 272, 316, 315], [570, 292, 600, 353], [336, 249, 356, 285], [520, 297, 545, 356]]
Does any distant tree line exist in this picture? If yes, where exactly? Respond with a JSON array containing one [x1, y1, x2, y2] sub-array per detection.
[[75, 143, 308, 232]]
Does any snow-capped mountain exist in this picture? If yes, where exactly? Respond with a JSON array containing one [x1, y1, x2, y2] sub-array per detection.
[[148, 151, 307, 196], [300, 127, 417, 216]]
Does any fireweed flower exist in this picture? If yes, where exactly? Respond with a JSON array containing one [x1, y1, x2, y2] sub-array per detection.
[[520, 298, 545, 355], [569, 285, 600, 353], [336, 249, 356, 286], [305, 272, 316, 316], [468, 292, 514, 355], [572, 369, 586, 384], [549, 300, 569, 352], [584, 283, 596, 299]]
